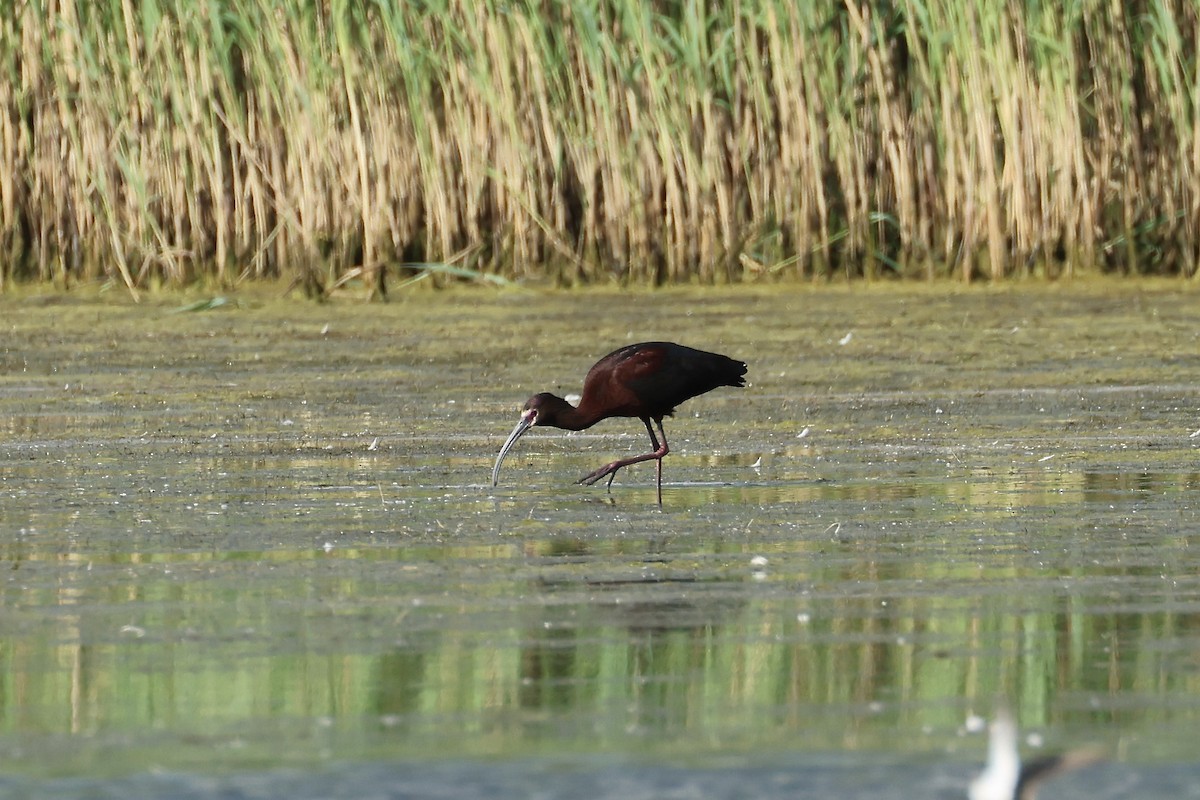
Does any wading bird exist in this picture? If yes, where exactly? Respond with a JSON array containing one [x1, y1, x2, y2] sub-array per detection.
[[491, 342, 747, 505]]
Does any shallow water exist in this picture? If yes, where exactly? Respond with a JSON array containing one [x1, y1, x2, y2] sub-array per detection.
[[2, 282, 1199, 797]]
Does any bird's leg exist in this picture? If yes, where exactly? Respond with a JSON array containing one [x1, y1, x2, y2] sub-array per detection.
[[646, 419, 661, 450], [603, 419, 659, 494], [657, 461, 664, 505], [654, 419, 665, 506], [602, 419, 660, 495], [579, 418, 670, 497]]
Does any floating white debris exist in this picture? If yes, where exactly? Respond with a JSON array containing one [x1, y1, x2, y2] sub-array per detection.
[[750, 555, 769, 567], [797, 426, 811, 439], [838, 331, 853, 345], [368, 437, 380, 451]]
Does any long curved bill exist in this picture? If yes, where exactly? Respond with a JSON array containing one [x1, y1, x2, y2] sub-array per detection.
[[492, 410, 536, 486]]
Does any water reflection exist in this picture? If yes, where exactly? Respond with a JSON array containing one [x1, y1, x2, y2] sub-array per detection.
[[3, 530, 1199, 773]]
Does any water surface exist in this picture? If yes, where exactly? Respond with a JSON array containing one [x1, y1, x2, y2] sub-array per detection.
[[2, 282, 1199, 797]]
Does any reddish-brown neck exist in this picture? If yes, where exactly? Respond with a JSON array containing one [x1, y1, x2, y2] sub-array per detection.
[[533, 393, 605, 431]]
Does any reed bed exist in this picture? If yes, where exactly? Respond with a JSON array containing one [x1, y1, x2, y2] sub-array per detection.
[[1, 0, 1197, 294]]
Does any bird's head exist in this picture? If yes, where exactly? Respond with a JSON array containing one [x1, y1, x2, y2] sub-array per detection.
[[523, 392, 562, 422], [491, 394, 558, 487]]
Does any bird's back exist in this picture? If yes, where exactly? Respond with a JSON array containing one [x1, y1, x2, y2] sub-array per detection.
[[582, 342, 746, 420]]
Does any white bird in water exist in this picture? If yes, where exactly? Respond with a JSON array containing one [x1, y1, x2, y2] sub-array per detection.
[[969, 707, 1103, 800]]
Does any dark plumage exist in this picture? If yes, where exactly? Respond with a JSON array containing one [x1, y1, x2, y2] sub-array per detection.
[[491, 342, 747, 504]]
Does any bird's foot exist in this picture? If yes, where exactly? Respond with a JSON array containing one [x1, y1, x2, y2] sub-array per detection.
[[579, 463, 621, 486]]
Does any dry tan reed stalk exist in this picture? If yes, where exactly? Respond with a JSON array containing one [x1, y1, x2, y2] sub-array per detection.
[[2, 0, 1198, 291]]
